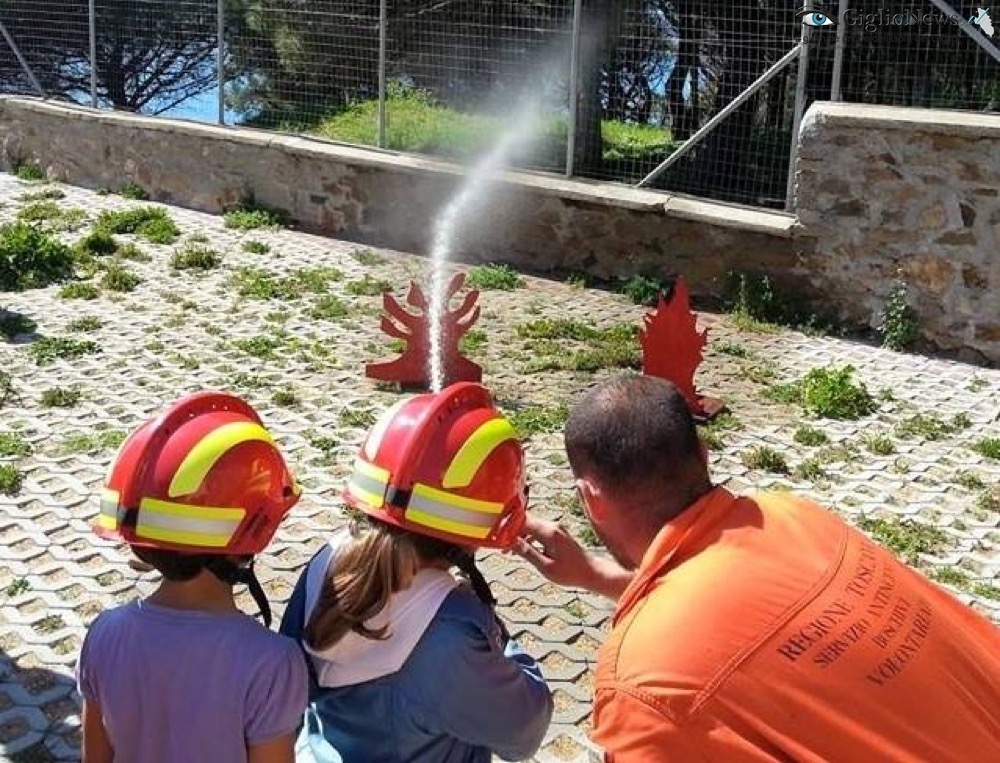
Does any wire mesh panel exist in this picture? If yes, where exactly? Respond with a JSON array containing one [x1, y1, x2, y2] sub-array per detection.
[[0, 1, 91, 101], [225, 1, 381, 136], [90, 0, 217, 118], [381, 0, 575, 173]]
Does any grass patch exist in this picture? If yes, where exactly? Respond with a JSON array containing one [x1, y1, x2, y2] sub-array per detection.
[[794, 457, 827, 481], [15, 162, 44, 181], [467, 264, 523, 291], [20, 187, 64, 201], [518, 318, 599, 342], [714, 339, 751, 358], [977, 489, 1000, 514], [310, 294, 350, 320], [101, 264, 141, 293], [894, 413, 970, 441], [232, 267, 343, 300], [5, 577, 29, 596], [59, 282, 100, 300], [352, 249, 385, 266], [345, 275, 394, 296], [74, 229, 119, 257], [233, 335, 282, 359], [339, 408, 377, 428], [271, 388, 299, 407], [0, 432, 31, 457], [972, 437, 1000, 460], [171, 244, 222, 271], [930, 567, 969, 587], [971, 582, 1000, 601], [460, 329, 486, 354], [0, 464, 23, 495], [96, 206, 180, 244], [0, 312, 36, 340], [857, 515, 949, 564], [793, 426, 829, 446], [224, 202, 288, 230], [61, 429, 127, 454], [741, 445, 789, 474], [17, 201, 87, 232], [0, 221, 74, 291], [954, 471, 986, 490], [41, 387, 82, 408], [701, 412, 742, 451], [862, 432, 896, 455], [242, 240, 270, 254], [520, 322, 640, 373], [617, 274, 671, 306], [28, 336, 100, 365], [507, 404, 569, 438]]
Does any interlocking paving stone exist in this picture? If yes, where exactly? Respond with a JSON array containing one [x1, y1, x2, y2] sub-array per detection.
[[0, 173, 997, 761]]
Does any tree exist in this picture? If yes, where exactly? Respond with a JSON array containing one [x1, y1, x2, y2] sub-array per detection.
[[0, 0, 218, 113]]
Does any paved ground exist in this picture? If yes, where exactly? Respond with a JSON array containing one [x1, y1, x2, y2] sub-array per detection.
[[0, 172, 997, 762]]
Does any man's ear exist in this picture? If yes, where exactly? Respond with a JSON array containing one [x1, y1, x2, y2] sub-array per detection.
[[576, 477, 604, 519]]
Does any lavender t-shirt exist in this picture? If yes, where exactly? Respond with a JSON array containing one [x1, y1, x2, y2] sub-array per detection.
[[76, 600, 308, 763]]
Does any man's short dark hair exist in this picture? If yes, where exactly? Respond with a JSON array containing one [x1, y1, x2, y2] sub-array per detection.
[[564, 375, 707, 510], [131, 546, 213, 582]]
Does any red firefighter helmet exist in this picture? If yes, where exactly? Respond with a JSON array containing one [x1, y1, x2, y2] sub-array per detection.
[[95, 391, 301, 556], [344, 382, 527, 549]]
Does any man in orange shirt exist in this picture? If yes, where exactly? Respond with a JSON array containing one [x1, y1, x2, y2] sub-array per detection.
[[517, 375, 1000, 762]]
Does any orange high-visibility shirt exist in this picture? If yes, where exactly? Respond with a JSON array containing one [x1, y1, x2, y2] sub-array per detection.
[[592, 487, 1000, 762]]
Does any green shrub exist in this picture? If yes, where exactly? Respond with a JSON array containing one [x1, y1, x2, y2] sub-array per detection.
[[67, 316, 103, 332], [800, 366, 876, 419], [0, 222, 74, 291], [224, 202, 287, 230], [618, 274, 670, 306], [310, 295, 350, 320], [0, 432, 32, 456], [118, 182, 148, 200], [793, 426, 829, 446], [233, 335, 282, 359], [171, 245, 222, 271], [741, 445, 789, 474], [15, 163, 44, 181], [96, 206, 179, 244], [28, 336, 100, 365], [61, 429, 127, 454], [20, 187, 64, 202], [879, 283, 919, 351], [973, 437, 1000, 460], [895, 413, 970, 441], [101, 264, 141, 293], [857, 515, 948, 564], [75, 229, 119, 257], [862, 432, 896, 455], [339, 408, 378, 428], [0, 464, 23, 495], [59, 282, 100, 300], [271, 389, 299, 407], [466, 264, 523, 291]]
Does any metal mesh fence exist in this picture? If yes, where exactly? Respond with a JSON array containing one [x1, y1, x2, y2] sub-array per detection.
[[1, 1, 999, 208]]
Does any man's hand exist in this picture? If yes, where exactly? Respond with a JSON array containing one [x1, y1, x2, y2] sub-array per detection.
[[514, 515, 634, 600]]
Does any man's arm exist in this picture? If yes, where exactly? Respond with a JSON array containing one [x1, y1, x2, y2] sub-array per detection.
[[515, 515, 634, 600], [81, 700, 114, 763]]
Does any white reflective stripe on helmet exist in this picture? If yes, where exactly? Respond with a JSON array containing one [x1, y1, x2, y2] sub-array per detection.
[[405, 483, 503, 540], [134, 497, 245, 548]]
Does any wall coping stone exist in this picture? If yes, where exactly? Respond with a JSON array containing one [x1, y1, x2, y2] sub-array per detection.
[[0, 96, 796, 236], [802, 100, 1000, 138]]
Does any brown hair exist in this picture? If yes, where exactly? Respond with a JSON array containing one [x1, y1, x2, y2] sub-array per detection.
[[304, 516, 457, 651]]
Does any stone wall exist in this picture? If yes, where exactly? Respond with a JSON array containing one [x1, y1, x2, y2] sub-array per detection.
[[0, 97, 996, 363], [795, 102, 1000, 363], [0, 98, 801, 304]]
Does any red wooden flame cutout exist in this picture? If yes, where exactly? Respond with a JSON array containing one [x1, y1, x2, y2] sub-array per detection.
[[640, 276, 725, 421], [366, 272, 482, 389]]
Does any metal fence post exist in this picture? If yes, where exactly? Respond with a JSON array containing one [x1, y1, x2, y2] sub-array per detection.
[[377, 0, 388, 148], [785, 24, 810, 212], [217, 0, 225, 125], [830, 0, 848, 100], [89, 0, 97, 107], [0, 21, 45, 98], [565, 0, 583, 177]]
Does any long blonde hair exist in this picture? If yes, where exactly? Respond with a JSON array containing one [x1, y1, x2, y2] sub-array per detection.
[[304, 517, 452, 651]]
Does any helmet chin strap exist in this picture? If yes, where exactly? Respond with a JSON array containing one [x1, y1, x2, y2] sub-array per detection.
[[447, 548, 510, 643], [205, 557, 272, 629]]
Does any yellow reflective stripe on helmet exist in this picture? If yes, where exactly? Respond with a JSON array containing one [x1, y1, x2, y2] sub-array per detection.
[[135, 497, 245, 548], [98, 488, 121, 530], [348, 459, 390, 508], [406, 508, 492, 540], [441, 418, 517, 489], [169, 422, 276, 498], [411, 483, 503, 515]]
